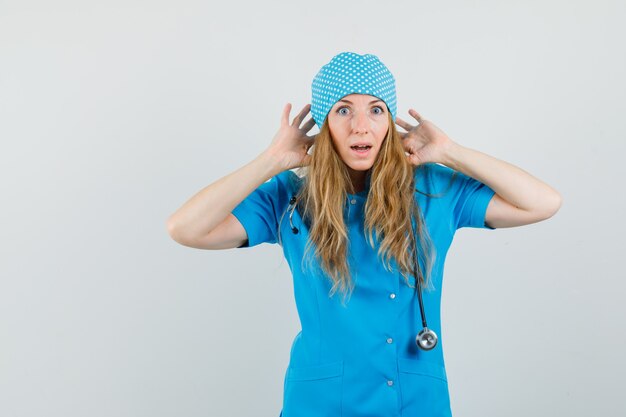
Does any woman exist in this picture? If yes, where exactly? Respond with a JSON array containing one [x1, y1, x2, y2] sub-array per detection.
[[167, 51, 562, 417]]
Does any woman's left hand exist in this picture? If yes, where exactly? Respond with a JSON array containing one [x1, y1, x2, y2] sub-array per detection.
[[395, 109, 457, 166]]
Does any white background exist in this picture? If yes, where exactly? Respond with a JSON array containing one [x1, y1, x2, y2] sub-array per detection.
[[1, 0, 624, 416]]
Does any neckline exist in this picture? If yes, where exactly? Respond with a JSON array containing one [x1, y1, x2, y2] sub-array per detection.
[[347, 171, 371, 198], [347, 189, 368, 198]]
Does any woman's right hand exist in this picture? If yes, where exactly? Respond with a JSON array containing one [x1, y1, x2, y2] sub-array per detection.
[[264, 103, 317, 171]]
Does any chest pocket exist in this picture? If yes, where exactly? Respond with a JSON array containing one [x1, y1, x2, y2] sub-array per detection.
[[282, 360, 344, 417], [397, 357, 452, 417]]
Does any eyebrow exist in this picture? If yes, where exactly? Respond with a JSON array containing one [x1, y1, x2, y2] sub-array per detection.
[[337, 99, 383, 105]]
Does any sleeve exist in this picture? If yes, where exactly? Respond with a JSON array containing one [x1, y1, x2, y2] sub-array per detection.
[[426, 163, 497, 230], [230, 173, 285, 248]]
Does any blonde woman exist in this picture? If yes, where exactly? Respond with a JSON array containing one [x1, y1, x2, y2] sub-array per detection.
[[167, 51, 562, 417]]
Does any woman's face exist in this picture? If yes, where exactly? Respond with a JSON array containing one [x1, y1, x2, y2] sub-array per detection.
[[327, 93, 389, 175]]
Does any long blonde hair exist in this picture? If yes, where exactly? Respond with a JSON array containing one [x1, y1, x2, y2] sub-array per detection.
[[278, 112, 439, 306]]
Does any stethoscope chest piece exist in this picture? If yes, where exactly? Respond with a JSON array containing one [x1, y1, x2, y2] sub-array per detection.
[[416, 328, 438, 350]]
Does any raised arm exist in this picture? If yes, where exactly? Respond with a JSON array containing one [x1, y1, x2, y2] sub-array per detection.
[[396, 109, 562, 229], [166, 151, 284, 249], [166, 103, 316, 249], [442, 144, 562, 228]]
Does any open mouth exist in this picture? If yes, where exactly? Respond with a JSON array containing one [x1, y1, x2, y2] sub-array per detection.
[[350, 145, 372, 155]]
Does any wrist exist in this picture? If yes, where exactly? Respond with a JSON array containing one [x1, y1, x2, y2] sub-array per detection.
[[440, 141, 465, 171], [257, 149, 286, 177]]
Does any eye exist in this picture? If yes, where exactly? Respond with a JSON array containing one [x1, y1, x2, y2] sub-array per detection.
[[337, 106, 350, 116], [336, 105, 385, 116]]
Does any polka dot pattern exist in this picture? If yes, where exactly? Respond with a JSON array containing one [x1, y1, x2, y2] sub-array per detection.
[[311, 51, 397, 129]]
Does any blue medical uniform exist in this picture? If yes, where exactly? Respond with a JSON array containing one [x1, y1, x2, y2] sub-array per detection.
[[231, 162, 496, 417]]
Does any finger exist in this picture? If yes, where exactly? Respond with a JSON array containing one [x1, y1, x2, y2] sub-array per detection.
[[409, 109, 423, 123], [395, 117, 413, 132], [281, 103, 292, 126], [292, 103, 311, 127], [301, 117, 316, 132]]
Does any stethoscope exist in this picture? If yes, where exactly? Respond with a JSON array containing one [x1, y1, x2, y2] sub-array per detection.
[[287, 194, 438, 351]]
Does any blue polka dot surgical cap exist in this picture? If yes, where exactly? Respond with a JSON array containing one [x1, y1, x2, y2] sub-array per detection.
[[311, 51, 397, 129]]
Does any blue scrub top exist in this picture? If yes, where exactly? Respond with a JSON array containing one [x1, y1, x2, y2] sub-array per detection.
[[231, 162, 496, 417]]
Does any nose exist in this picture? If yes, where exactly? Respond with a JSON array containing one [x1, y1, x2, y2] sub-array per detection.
[[352, 110, 369, 134]]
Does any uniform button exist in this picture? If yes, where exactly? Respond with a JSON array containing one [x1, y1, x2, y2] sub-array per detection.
[[389, 293, 396, 299], [350, 198, 357, 205], [387, 380, 394, 386], [386, 338, 393, 344]]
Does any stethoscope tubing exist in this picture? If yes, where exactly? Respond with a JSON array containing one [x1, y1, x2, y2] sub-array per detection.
[[288, 194, 438, 351]]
